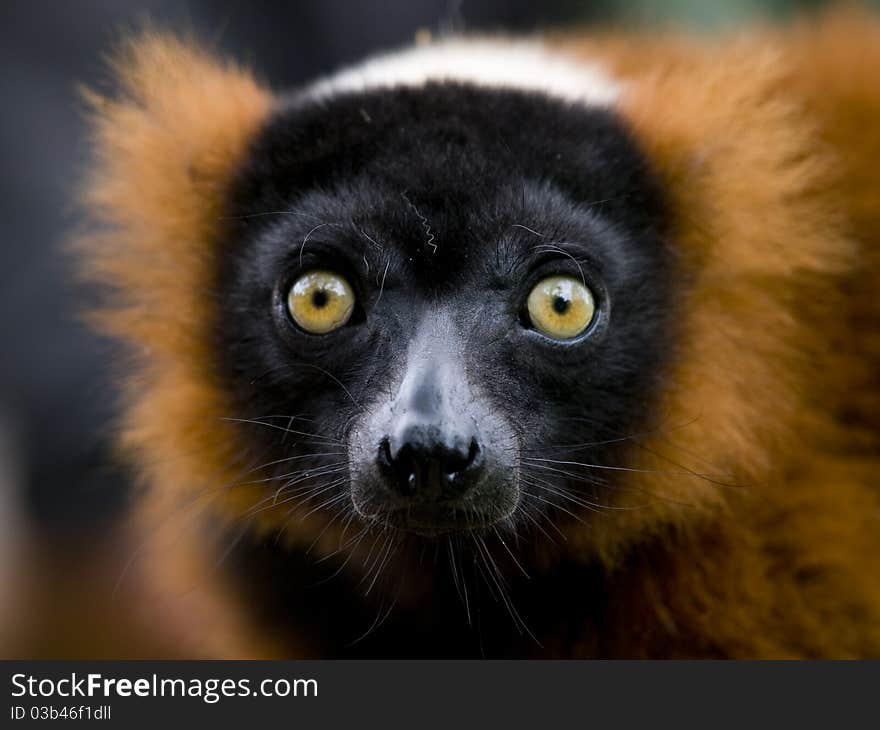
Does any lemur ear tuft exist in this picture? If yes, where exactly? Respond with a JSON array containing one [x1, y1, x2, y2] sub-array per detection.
[[78, 31, 273, 348], [76, 34, 274, 513], [83, 32, 272, 236]]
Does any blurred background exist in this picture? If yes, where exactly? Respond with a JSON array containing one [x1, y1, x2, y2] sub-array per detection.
[[0, 0, 869, 654]]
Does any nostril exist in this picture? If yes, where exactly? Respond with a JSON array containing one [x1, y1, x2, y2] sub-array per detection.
[[443, 439, 480, 477], [377, 438, 416, 496], [441, 439, 482, 498]]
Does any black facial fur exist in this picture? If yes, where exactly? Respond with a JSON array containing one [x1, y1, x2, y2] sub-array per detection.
[[212, 82, 672, 637]]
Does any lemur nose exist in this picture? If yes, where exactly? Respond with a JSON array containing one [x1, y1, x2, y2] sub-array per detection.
[[378, 434, 483, 500], [377, 324, 485, 501]]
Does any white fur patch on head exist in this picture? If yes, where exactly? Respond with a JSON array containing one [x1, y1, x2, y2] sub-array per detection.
[[305, 38, 621, 107]]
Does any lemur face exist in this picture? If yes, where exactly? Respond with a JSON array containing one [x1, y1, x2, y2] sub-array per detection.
[[76, 23, 880, 657], [216, 82, 671, 537]]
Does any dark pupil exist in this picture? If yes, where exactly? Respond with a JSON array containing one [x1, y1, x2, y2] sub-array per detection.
[[552, 295, 570, 315], [311, 289, 329, 308]]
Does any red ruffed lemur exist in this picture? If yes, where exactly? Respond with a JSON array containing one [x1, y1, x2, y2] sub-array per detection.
[[76, 8, 880, 658]]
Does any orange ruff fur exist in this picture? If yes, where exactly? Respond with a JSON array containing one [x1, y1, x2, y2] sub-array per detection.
[[79, 14, 880, 658]]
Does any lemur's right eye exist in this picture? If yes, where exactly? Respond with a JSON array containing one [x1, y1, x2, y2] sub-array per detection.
[[287, 270, 355, 334]]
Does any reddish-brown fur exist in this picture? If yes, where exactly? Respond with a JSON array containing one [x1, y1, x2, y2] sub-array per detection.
[[71, 10, 880, 658]]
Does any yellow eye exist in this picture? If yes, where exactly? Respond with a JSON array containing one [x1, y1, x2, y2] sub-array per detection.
[[525, 275, 596, 340], [287, 270, 355, 334]]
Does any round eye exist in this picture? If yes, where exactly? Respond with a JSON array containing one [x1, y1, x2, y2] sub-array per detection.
[[287, 270, 355, 334], [525, 275, 596, 340]]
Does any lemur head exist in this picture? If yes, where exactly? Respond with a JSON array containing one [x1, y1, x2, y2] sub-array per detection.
[[82, 34, 848, 575], [219, 64, 669, 538]]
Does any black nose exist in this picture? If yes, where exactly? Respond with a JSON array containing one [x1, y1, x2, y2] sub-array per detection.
[[378, 435, 483, 500]]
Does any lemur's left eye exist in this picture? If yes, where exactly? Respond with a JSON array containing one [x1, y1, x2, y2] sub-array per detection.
[[525, 275, 596, 340], [287, 270, 355, 334]]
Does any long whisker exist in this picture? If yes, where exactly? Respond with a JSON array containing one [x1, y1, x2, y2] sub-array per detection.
[[474, 535, 539, 645], [522, 455, 741, 488], [524, 492, 587, 525], [491, 525, 530, 579], [518, 503, 564, 544], [220, 417, 345, 445], [521, 473, 649, 512], [244, 472, 347, 518], [522, 477, 617, 514], [285, 363, 362, 410], [239, 452, 346, 479], [219, 210, 340, 225]]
